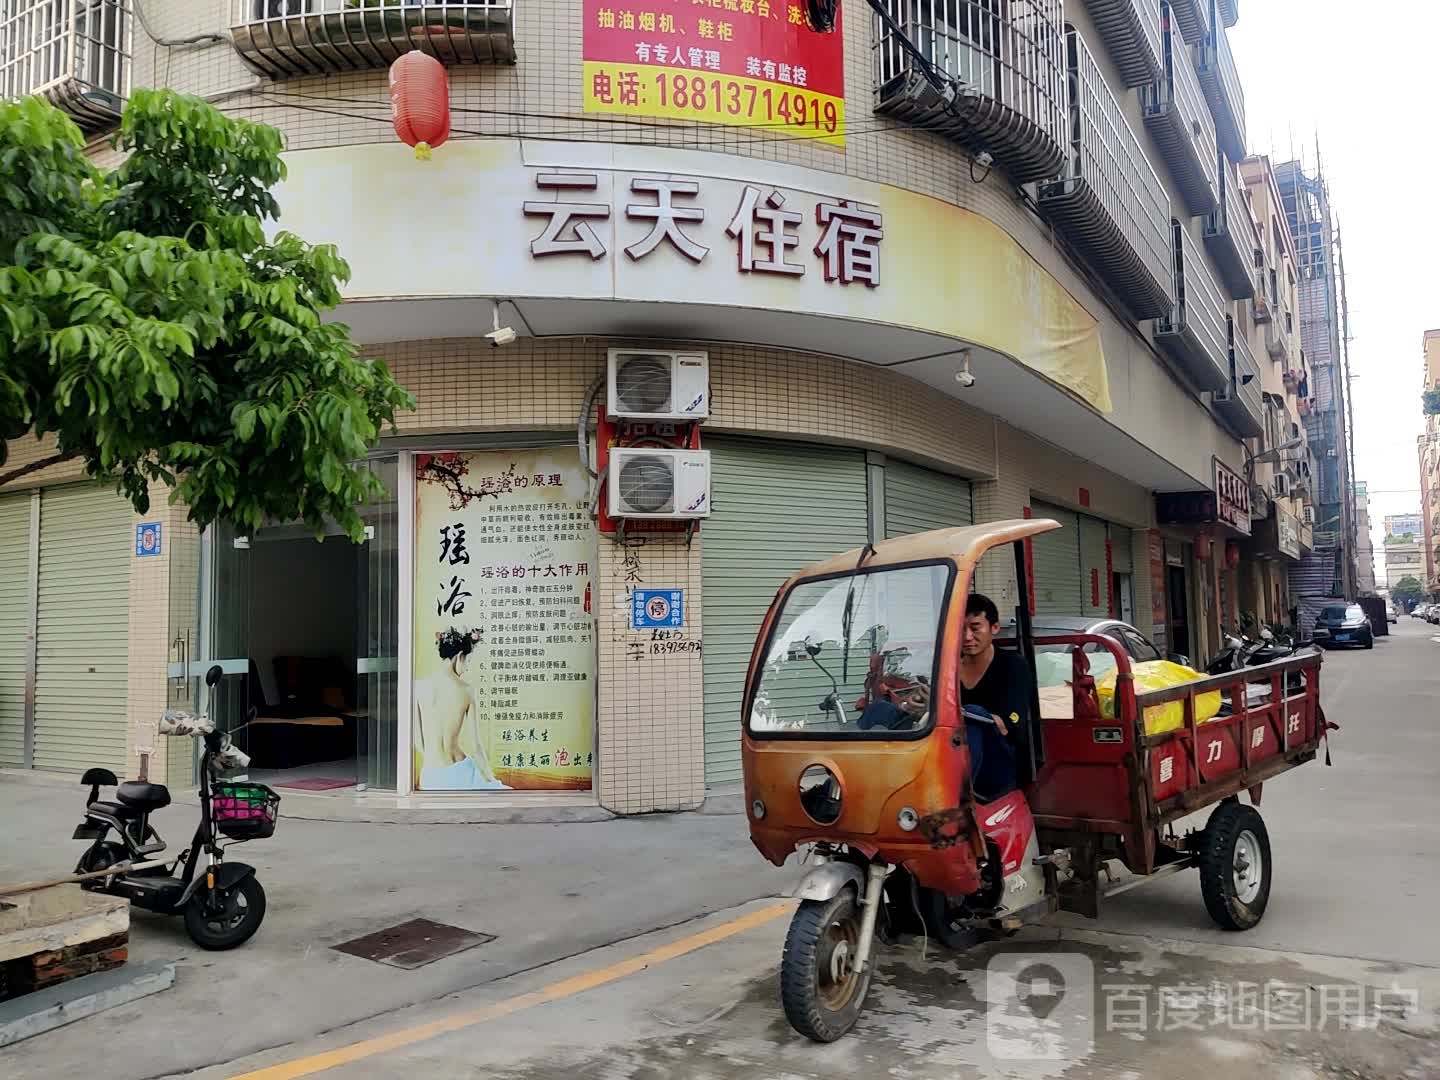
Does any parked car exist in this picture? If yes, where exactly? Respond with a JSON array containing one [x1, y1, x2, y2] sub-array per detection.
[[1313, 603, 1374, 649], [1413, 604, 1430, 620], [1386, 604, 1398, 624], [1006, 615, 1182, 685]]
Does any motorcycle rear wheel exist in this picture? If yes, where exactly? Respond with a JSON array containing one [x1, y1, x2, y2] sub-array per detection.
[[184, 875, 266, 950]]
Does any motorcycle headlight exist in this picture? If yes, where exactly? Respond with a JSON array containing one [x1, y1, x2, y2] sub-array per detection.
[[798, 764, 842, 825]]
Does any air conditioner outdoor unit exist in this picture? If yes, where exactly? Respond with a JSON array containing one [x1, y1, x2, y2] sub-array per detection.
[[607, 448, 712, 519], [606, 350, 710, 421]]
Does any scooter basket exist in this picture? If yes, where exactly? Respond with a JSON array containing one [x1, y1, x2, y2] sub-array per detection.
[[211, 783, 280, 840]]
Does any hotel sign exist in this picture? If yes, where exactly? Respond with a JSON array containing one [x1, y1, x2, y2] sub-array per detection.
[[1155, 458, 1252, 538]]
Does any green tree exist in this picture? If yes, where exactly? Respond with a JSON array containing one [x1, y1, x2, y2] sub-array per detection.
[[1392, 576, 1424, 607], [0, 91, 413, 540]]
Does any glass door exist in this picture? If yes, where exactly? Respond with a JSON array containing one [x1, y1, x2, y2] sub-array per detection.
[[205, 520, 254, 759], [356, 457, 399, 791], [164, 514, 204, 789]]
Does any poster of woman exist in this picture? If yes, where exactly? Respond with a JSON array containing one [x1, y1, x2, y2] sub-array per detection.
[[412, 448, 597, 791]]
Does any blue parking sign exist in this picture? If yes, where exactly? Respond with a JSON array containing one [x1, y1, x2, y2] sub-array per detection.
[[632, 589, 684, 629], [135, 522, 163, 558]]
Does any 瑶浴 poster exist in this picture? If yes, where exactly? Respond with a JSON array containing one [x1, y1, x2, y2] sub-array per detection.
[[412, 449, 596, 791]]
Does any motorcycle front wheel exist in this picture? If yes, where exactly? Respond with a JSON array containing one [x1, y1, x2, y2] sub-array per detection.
[[780, 890, 872, 1043], [184, 875, 267, 950]]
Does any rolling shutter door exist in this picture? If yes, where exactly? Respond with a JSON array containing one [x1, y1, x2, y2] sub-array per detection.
[[1030, 501, 1082, 616], [701, 439, 869, 785], [1080, 516, 1109, 618], [0, 496, 29, 767], [33, 485, 132, 773], [884, 461, 973, 538]]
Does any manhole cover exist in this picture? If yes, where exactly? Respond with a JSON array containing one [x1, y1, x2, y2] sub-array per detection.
[[332, 918, 496, 969]]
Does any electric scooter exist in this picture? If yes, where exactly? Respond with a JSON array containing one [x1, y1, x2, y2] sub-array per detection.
[[71, 665, 279, 950]]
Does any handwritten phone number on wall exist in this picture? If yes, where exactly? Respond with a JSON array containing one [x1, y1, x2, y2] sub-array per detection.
[[584, 62, 845, 145]]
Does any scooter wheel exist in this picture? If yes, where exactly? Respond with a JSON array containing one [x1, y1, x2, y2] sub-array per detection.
[[1198, 801, 1271, 931], [780, 891, 872, 1043], [183, 875, 267, 950]]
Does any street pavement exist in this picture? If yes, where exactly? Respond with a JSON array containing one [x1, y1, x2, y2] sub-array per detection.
[[5, 617, 1440, 1079]]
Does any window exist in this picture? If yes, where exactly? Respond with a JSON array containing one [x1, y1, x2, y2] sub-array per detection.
[[1120, 627, 1162, 663], [748, 563, 953, 737]]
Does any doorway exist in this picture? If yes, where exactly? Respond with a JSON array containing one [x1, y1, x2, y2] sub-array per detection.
[[1166, 564, 1190, 659], [198, 458, 400, 793], [242, 528, 364, 791]]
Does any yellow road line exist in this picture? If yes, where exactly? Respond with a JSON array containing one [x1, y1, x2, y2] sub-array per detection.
[[228, 900, 793, 1080]]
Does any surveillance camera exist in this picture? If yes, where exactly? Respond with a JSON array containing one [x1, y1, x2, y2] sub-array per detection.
[[485, 326, 518, 347], [954, 369, 976, 388], [975, 151, 994, 169]]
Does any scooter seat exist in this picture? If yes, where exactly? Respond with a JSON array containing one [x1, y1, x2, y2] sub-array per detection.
[[115, 781, 171, 812], [87, 800, 143, 820]]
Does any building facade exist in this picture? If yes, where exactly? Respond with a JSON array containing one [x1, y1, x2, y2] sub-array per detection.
[[5, 0, 1305, 812], [1421, 330, 1440, 598], [1383, 536, 1424, 592], [1385, 513, 1424, 541], [1276, 158, 1357, 603]]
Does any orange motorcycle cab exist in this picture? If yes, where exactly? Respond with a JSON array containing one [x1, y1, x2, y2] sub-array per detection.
[[741, 520, 1056, 1042]]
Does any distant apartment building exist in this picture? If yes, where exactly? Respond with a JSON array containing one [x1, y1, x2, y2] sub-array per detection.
[[1421, 331, 1440, 596], [1386, 512, 1424, 539], [1385, 537, 1425, 590]]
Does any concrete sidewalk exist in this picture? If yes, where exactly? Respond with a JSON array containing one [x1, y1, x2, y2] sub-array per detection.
[[0, 779, 797, 1079]]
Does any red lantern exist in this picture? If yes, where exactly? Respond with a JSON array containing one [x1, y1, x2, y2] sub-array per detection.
[[1194, 532, 1212, 561], [390, 51, 450, 160], [1225, 540, 1241, 570]]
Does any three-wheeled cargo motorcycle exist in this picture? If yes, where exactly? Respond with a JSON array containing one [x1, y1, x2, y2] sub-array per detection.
[[742, 520, 1333, 1041]]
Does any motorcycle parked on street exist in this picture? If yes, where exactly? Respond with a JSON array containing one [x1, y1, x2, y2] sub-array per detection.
[[71, 665, 280, 950], [1206, 628, 1314, 711]]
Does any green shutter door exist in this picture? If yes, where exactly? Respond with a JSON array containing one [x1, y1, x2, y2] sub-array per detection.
[[1080, 515, 1109, 618], [702, 438, 869, 786], [0, 495, 30, 767], [1030, 501, 1083, 616], [884, 461, 973, 538], [33, 486, 132, 773]]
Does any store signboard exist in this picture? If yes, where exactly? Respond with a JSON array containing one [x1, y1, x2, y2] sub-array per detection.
[[1155, 459, 1252, 538], [582, 0, 846, 146], [1277, 506, 1301, 560], [1213, 457, 1251, 536], [271, 141, 1114, 415], [412, 449, 596, 791]]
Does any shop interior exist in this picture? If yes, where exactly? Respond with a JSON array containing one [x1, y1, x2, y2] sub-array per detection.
[[239, 528, 365, 794]]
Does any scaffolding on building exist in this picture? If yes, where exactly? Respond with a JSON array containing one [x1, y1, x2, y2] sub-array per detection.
[[1277, 149, 1358, 599]]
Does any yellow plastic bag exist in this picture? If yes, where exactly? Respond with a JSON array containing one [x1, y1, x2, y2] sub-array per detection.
[[1095, 660, 1222, 736]]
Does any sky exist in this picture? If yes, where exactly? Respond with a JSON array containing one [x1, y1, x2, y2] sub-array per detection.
[[1231, 2, 1437, 587]]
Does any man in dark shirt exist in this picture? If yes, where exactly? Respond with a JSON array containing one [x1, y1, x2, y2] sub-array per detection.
[[959, 593, 1031, 799]]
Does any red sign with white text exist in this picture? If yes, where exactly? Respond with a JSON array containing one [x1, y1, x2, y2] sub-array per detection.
[[583, 0, 846, 146]]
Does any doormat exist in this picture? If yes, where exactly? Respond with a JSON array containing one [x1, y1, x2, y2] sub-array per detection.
[[331, 919, 496, 970], [275, 777, 355, 791]]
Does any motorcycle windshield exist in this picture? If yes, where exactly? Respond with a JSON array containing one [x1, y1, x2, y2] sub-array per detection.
[[747, 561, 953, 739]]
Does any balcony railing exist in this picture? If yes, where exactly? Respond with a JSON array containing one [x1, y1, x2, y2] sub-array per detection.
[[872, 0, 1067, 183], [1037, 29, 1173, 318], [1078, 0, 1160, 87], [0, 0, 132, 130], [1141, 4, 1217, 216], [230, 1, 515, 78], [1155, 220, 1228, 391], [1214, 313, 1264, 437], [1196, 16, 1245, 160], [1204, 154, 1257, 298], [1216, 0, 1238, 28]]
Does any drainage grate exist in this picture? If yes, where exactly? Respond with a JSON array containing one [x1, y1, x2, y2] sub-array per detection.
[[331, 918, 496, 970]]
